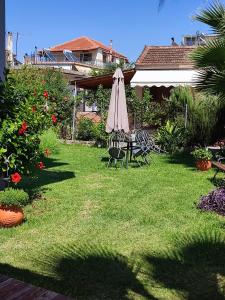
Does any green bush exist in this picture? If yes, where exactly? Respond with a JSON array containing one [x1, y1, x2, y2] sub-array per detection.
[[40, 128, 59, 154], [0, 188, 29, 207], [191, 148, 213, 161], [167, 87, 222, 146], [77, 118, 96, 141], [168, 86, 194, 119], [94, 121, 108, 147], [187, 93, 222, 146], [156, 120, 186, 153]]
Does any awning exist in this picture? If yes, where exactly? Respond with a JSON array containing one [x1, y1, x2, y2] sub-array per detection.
[[130, 70, 198, 87]]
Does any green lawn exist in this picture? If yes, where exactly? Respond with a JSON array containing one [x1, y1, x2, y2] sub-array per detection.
[[0, 144, 225, 299]]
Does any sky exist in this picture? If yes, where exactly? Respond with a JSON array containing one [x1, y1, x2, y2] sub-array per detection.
[[6, 0, 225, 62]]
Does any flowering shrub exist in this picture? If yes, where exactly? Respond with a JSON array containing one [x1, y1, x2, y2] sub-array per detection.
[[36, 162, 45, 169], [11, 172, 22, 184], [0, 66, 73, 183], [197, 188, 225, 216]]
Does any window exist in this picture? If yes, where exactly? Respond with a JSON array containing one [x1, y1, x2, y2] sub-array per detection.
[[103, 54, 107, 63], [184, 37, 196, 46], [80, 53, 92, 62]]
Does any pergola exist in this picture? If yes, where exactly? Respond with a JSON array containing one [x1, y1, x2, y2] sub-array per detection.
[[74, 69, 135, 89]]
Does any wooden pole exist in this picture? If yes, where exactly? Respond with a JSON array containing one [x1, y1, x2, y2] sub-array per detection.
[[0, 0, 5, 81]]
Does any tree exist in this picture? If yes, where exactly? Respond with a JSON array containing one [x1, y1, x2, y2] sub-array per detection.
[[192, 1, 225, 99], [89, 61, 134, 77]]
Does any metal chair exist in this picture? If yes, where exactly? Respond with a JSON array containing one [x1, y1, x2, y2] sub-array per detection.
[[107, 147, 126, 168], [135, 129, 165, 154], [131, 130, 152, 166], [107, 131, 126, 168]]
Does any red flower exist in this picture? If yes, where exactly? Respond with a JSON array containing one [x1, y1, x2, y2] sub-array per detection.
[[18, 121, 28, 135], [11, 172, 22, 184], [51, 114, 57, 124], [32, 105, 36, 112], [44, 148, 51, 157], [37, 161, 45, 169], [43, 90, 48, 99]]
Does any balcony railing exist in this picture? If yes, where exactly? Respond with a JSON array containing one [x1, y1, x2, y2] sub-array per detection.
[[27, 54, 119, 69]]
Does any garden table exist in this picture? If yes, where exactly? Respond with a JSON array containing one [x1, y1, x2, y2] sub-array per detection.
[[122, 134, 137, 168], [110, 133, 137, 168]]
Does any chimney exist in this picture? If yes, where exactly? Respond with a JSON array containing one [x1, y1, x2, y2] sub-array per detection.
[[171, 37, 178, 46], [109, 39, 113, 62], [6, 31, 14, 66], [109, 39, 113, 49]]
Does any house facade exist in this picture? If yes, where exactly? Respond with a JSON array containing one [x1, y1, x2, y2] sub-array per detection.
[[183, 33, 217, 46], [131, 45, 197, 100], [26, 36, 128, 75]]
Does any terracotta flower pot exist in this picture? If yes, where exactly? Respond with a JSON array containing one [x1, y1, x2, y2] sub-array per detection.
[[196, 160, 212, 171], [0, 205, 24, 227]]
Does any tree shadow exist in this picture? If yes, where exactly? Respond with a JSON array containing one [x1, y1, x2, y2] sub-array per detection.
[[41, 157, 70, 169], [164, 153, 196, 170], [145, 231, 225, 300], [0, 244, 155, 300], [19, 157, 75, 199], [209, 177, 225, 188]]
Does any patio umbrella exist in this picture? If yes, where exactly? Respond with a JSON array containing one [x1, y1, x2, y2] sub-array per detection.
[[106, 68, 129, 133]]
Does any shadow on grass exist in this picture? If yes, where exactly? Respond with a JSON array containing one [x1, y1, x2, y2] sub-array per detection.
[[0, 244, 155, 300], [101, 156, 109, 162], [41, 157, 70, 169], [164, 153, 196, 169], [2, 230, 225, 299], [19, 157, 75, 199], [145, 231, 225, 300], [209, 177, 225, 188]]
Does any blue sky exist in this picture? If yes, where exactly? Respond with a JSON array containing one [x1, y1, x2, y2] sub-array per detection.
[[6, 0, 225, 62]]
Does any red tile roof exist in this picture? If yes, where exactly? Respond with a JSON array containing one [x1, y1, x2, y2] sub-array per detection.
[[77, 112, 101, 124], [136, 46, 196, 69], [50, 36, 127, 59]]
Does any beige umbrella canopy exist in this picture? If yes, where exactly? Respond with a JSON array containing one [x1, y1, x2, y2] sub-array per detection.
[[106, 68, 130, 133]]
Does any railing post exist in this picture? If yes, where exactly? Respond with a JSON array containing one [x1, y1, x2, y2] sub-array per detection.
[[0, 0, 5, 81]]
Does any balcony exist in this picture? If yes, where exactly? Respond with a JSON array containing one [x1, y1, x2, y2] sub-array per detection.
[[27, 54, 115, 69]]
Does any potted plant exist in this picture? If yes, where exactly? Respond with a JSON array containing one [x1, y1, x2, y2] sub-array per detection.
[[191, 148, 213, 171], [0, 188, 29, 227]]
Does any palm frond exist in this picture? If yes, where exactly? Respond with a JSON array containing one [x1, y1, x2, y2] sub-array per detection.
[[191, 38, 225, 70], [194, 68, 225, 99], [158, 0, 165, 11], [194, 1, 225, 35]]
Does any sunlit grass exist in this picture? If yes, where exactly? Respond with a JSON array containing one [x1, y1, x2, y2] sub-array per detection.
[[0, 144, 224, 299]]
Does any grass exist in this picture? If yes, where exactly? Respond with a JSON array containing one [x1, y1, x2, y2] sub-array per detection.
[[0, 144, 225, 299]]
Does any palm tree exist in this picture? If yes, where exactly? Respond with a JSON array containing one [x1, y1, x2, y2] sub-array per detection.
[[192, 1, 225, 98]]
